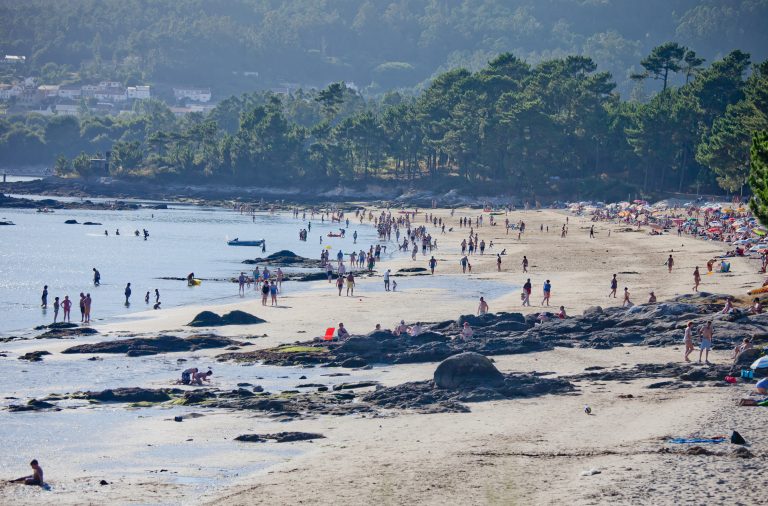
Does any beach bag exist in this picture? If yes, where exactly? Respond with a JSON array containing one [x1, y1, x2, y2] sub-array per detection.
[[731, 431, 746, 445], [741, 369, 755, 379]]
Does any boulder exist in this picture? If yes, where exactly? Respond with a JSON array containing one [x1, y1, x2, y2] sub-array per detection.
[[18, 351, 51, 361], [84, 387, 174, 403], [433, 352, 504, 390], [63, 334, 241, 356], [188, 310, 265, 327], [188, 311, 224, 327], [64, 219, 79, 224], [234, 432, 325, 443]]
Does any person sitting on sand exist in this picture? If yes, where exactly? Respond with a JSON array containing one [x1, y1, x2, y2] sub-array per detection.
[[721, 297, 735, 314], [750, 298, 763, 314], [648, 292, 657, 303], [393, 320, 408, 336], [732, 337, 753, 361], [10, 460, 44, 486], [756, 377, 768, 394], [460, 322, 474, 339], [336, 323, 350, 340], [557, 306, 567, 319], [192, 370, 213, 385]]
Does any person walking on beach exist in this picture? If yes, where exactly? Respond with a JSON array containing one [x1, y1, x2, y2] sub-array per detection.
[[270, 280, 278, 305], [683, 321, 695, 362], [522, 279, 532, 306], [542, 280, 551, 306], [496, 254, 502, 271], [622, 287, 632, 307], [346, 272, 355, 296], [276, 268, 284, 290], [384, 269, 391, 291], [477, 297, 489, 315], [609, 274, 618, 298], [41, 285, 48, 308], [522, 256, 528, 273], [589, 225, 595, 238], [52, 297, 60, 323], [124, 283, 132, 305], [61, 295, 72, 322], [699, 321, 713, 363], [336, 275, 344, 296], [261, 280, 270, 305], [429, 256, 437, 274], [84, 293, 92, 323], [693, 267, 701, 292], [93, 268, 101, 286], [460, 255, 469, 273], [665, 254, 674, 273]]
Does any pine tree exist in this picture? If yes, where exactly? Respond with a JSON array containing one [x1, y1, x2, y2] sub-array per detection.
[[748, 131, 768, 225]]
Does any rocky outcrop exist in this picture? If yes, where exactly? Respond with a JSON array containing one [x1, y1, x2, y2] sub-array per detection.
[[81, 387, 180, 403], [242, 250, 323, 268], [62, 334, 243, 356], [18, 351, 51, 361], [188, 310, 265, 327], [433, 352, 504, 389], [235, 432, 325, 443]]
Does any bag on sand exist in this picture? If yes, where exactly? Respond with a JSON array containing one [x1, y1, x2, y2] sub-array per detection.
[[731, 431, 746, 445]]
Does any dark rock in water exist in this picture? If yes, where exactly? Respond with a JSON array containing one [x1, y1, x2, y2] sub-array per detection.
[[38, 325, 98, 339], [188, 310, 265, 327], [35, 322, 78, 331], [243, 250, 323, 268], [253, 385, 264, 393], [18, 351, 51, 361], [341, 357, 368, 368], [64, 219, 79, 224], [332, 381, 379, 391], [297, 383, 325, 388], [7, 399, 59, 412], [0, 220, 15, 226], [151, 204, 168, 210], [82, 221, 102, 225], [397, 267, 428, 273], [235, 432, 325, 443], [63, 334, 242, 356], [433, 352, 504, 390], [84, 387, 176, 403]]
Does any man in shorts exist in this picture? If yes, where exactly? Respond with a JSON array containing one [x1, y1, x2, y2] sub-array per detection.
[[698, 321, 713, 364]]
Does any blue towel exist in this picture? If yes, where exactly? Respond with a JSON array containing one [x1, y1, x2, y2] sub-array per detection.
[[668, 437, 725, 444]]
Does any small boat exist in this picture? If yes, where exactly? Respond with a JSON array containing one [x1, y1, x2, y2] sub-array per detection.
[[227, 238, 264, 246]]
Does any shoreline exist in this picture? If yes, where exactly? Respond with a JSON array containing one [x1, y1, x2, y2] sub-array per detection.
[[2, 204, 767, 505]]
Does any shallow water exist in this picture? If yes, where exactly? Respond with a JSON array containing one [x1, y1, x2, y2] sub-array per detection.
[[0, 203, 381, 335]]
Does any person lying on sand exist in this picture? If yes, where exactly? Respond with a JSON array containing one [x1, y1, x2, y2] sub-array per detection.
[[9, 460, 43, 486]]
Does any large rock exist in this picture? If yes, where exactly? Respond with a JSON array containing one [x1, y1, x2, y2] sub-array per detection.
[[188, 310, 265, 327], [84, 387, 175, 403], [63, 334, 242, 356], [433, 352, 504, 389]]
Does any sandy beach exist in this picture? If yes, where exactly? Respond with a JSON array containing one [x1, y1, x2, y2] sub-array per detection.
[[2, 207, 766, 505]]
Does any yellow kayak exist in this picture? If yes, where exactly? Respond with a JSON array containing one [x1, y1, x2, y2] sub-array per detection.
[[190, 279, 202, 286]]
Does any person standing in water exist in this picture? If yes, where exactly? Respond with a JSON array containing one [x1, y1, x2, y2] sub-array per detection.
[[154, 289, 160, 304], [41, 285, 48, 308], [79, 293, 86, 322], [238, 272, 246, 296], [84, 293, 92, 323], [52, 297, 60, 323], [93, 268, 101, 286], [61, 295, 72, 322], [124, 283, 132, 305]]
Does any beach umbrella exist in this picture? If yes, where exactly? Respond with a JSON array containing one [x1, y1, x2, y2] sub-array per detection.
[[750, 356, 768, 370], [754, 229, 767, 236]]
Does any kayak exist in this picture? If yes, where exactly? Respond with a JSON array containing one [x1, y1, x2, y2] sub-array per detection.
[[190, 279, 202, 286], [227, 239, 264, 246]]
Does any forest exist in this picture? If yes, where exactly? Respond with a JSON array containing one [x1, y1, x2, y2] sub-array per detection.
[[2, 43, 766, 200], [1, 0, 767, 97]]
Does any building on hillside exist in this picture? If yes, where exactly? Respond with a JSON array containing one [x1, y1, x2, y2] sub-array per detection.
[[55, 103, 80, 116], [94, 87, 127, 102], [57, 85, 82, 100], [1, 55, 26, 65], [37, 85, 60, 98], [173, 87, 211, 102], [0, 84, 23, 100], [126, 85, 150, 100]]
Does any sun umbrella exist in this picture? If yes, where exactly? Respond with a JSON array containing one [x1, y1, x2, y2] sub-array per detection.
[[751, 356, 768, 370]]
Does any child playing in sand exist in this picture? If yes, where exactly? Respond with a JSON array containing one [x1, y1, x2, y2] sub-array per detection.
[[9, 460, 43, 486]]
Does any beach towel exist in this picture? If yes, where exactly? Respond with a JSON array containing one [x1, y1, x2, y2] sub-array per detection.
[[668, 437, 725, 444]]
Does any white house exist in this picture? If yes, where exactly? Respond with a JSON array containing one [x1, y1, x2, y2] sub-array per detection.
[[37, 84, 60, 98], [126, 85, 150, 100], [173, 87, 212, 103], [94, 87, 127, 102], [57, 85, 82, 99], [2, 55, 25, 65], [55, 104, 80, 116], [0, 84, 22, 100]]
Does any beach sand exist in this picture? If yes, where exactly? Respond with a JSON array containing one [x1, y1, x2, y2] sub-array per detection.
[[2, 208, 765, 505]]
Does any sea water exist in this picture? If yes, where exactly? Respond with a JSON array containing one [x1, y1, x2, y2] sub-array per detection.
[[0, 202, 381, 335]]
